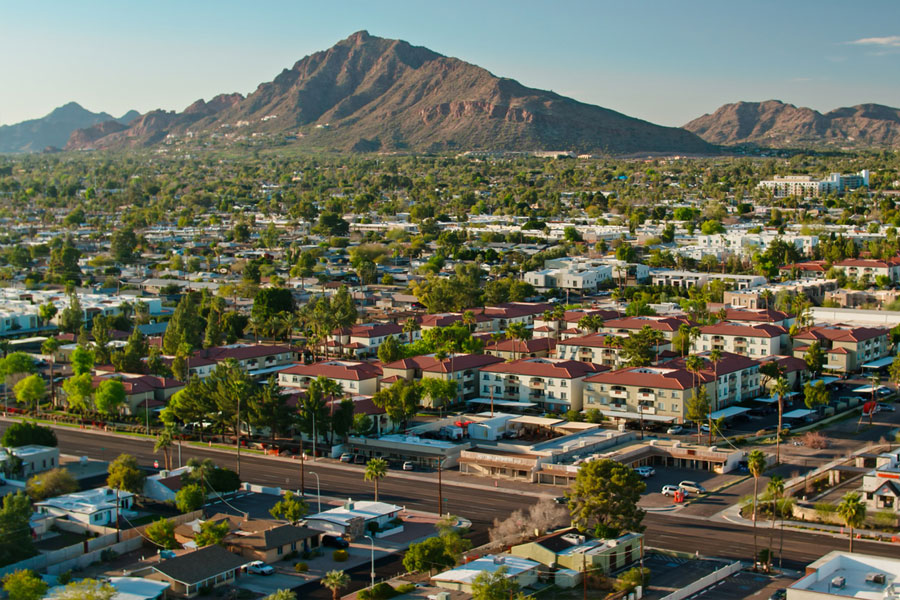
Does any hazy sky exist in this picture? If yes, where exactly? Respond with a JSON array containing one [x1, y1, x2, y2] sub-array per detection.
[[2, 0, 899, 127]]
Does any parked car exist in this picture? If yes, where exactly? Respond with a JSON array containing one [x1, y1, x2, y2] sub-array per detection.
[[322, 535, 349, 549], [339, 453, 354, 463], [878, 403, 895, 412], [661, 485, 686, 497], [678, 481, 706, 494], [667, 425, 684, 435], [354, 454, 367, 464], [877, 387, 892, 398], [634, 466, 655, 478], [554, 496, 569, 505], [402, 461, 415, 471], [768, 589, 786, 600], [247, 561, 275, 575], [700, 424, 710, 433]]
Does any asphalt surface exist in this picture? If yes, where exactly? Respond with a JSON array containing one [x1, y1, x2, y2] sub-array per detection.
[[14, 423, 900, 595]]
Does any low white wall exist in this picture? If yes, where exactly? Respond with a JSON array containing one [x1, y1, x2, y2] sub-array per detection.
[[658, 561, 742, 600]]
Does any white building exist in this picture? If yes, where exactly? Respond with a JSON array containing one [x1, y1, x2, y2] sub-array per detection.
[[650, 269, 767, 290], [304, 499, 402, 538], [36, 486, 135, 526], [861, 449, 900, 514], [757, 170, 869, 197], [787, 550, 899, 599], [0, 445, 60, 477], [432, 555, 540, 594]]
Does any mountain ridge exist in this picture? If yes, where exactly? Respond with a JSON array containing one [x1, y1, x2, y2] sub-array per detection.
[[0, 102, 137, 153], [684, 100, 900, 148], [65, 31, 713, 155]]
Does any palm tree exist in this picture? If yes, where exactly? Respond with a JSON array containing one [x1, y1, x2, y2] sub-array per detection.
[[506, 322, 531, 361], [577, 314, 604, 334], [772, 377, 790, 464], [41, 337, 61, 409], [364, 458, 388, 502], [766, 475, 785, 571], [837, 491, 866, 552], [321, 570, 350, 600], [403, 317, 420, 345], [760, 289, 774, 311], [154, 426, 176, 470], [317, 377, 345, 444], [708, 349, 722, 445], [747, 449, 767, 569], [247, 314, 265, 343], [461, 310, 476, 333]]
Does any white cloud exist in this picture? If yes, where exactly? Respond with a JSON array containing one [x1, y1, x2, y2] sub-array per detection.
[[847, 36, 900, 48]]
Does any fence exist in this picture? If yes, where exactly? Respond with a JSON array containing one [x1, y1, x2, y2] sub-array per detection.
[[658, 561, 742, 600]]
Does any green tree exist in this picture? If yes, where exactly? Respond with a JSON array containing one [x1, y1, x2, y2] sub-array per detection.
[[162, 294, 203, 355], [747, 449, 767, 569], [25, 468, 78, 500], [471, 566, 520, 600], [70, 346, 94, 376], [107, 454, 145, 494], [2, 569, 47, 600], [49, 579, 116, 600], [38, 302, 58, 328], [145, 518, 178, 549], [61, 373, 94, 413], [195, 519, 230, 547], [837, 492, 866, 552], [352, 413, 373, 436], [566, 458, 645, 537], [685, 388, 710, 443], [1, 421, 56, 448], [251, 288, 295, 323], [110, 227, 138, 264], [772, 376, 790, 464], [620, 325, 662, 367], [248, 376, 292, 441], [13, 375, 46, 413], [364, 458, 388, 502], [421, 377, 458, 410], [376, 335, 403, 364], [614, 567, 651, 593], [94, 379, 126, 415], [175, 483, 205, 513], [803, 380, 829, 410], [0, 491, 37, 567], [57, 292, 83, 334], [804, 341, 825, 377], [269, 491, 309, 524], [321, 569, 350, 600], [402, 536, 457, 575], [372, 379, 421, 428], [263, 591, 297, 600]]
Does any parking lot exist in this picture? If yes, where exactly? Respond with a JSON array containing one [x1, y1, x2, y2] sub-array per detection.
[[638, 466, 744, 509], [690, 571, 792, 600]]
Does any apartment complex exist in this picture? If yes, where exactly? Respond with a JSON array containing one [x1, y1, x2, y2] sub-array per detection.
[[694, 321, 786, 357], [757, 170, 869, 197], [479, 358, 608, 413], [792, 325, 890, 373]]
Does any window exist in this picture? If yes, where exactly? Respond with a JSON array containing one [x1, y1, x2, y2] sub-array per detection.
[[277, 546, 283, 555]]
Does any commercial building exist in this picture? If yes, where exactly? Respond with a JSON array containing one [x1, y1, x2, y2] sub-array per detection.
[[787, 550, 899, 599], [304, 499, 403, 538], [757, 170, 869, 197], [860, 449, 900, 514], [0, 444, 59, 477]]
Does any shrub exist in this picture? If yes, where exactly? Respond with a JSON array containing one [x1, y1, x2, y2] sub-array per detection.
[[367, 521, 380, 534], [283, 550, 298, 561], [100, 549, 118, 562], [294, 562, 308, 573], [57, 570, 73, 585], [358, 582, 398, 600], [395, 583, 416, 594], [332, 549, 348, 562], [803, 431, 828, 449]]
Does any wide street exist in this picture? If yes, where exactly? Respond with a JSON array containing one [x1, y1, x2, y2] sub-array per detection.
[[13, 421, 900, 575]]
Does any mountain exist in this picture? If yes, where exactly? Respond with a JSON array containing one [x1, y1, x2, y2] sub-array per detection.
[[684, 100, 900, 148], [0, 102, 138, 153], [67, 31, 713, 155]]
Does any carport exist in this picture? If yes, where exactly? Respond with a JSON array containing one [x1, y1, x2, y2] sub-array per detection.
[[708, 406, 750, 420], [807, 376, 841, 387], [782, 408, 815, 421], [852, 385, 889, 395], [861, 356, 895, 371]]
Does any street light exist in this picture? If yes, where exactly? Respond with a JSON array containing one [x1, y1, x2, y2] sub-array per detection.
[[363, 534, 376, 589], [309, 471, 321, 513]]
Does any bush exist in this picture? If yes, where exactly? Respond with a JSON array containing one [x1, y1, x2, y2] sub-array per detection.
[[804, 431, 828, 449], [294, 562, 308, 573], [100, 549, 118, 562], [57, 570, 73, 585], [614, 567, 650, 593], [358, 582, 398, 600], [395, 583, 416, 594], [367, 521, 380, 534], [332, 549, 348, 562], [283, 550, 298, 561]]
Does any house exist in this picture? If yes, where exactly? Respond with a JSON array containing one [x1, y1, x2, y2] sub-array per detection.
[[484, 337, 556, 360], [694, 322, 786, 357], [601, 315, 692, 340], [107, 577, 170, 600], [0, 444, 59, 477], [304, 499, 402, 538], [192, 344, 296, 378], [432, 555, 540, 594], [778, 261, 828, 281], [143, 466, 192, 503], [175, 513, 321, 562], [510, 528, 643, 587], [147, 544, 246, 598], [479, 358, 608, 413], [861, 449, 900, 514], [792, 325, 890, 374], [278, 360, 381, 395], [787, 550, 899, 599], [36, 486, 135, 526], [556, 333, 670, 368], [330, 322, 410, 357]]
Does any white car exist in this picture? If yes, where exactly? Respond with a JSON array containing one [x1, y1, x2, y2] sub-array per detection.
[[667, 425, 684, 435], [247, 561, 275, 576], [634, 466, 655, 478], [402, 461, 415, 471], [678, 481, 706, 494], [661, 485, 686, 497]]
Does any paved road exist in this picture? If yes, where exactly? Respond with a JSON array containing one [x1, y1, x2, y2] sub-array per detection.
[[17, 424, 900, 587]]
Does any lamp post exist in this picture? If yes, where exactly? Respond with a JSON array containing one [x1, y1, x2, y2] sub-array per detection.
[[145, 397, 150, 435], [299, 448, 306, 498], [363, 534, 376, 589], [437, 459, 444, 517], [236, 395, 241, 477], [310, 471, 321, 513]]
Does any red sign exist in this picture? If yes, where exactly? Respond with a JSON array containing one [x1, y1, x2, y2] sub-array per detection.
[[863, 401, 878, 416]]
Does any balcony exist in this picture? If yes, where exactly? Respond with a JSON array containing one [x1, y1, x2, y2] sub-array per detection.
[[609, 403, 628, 411], [610, 389, 628, 399], [530, 379, 545, 389], [638, 405, 657, 415], [637, 391, 655, 402]]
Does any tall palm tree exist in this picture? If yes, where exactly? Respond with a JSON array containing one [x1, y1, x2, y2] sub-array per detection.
[[321, 570, 350, 600], [678, 323, 692, 357], [364, 458, 388, 502], [403, 317, 420, 345], [708, 349, 722, 445], [41, 337, 61, 409], [685, 354, 705, 441], [247, 314, 265, 343], [317, 377, 345, 444], [154, 426, 176, 470], [577, 314, 604, 334], [506, 322, 531, 361], [747, 449, 767, 569], [772, 377, 790, 464], [766, 475, 785, 571], [461, 310, 476, 333], [837, 491, 866, 552], [760, 289, 774, 311]]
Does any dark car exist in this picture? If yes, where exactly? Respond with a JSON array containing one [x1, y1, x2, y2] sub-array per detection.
[[768, 589, 786, 600], [322, 535, 349, 549]]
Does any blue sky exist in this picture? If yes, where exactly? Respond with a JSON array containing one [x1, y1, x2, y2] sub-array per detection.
[[2, 0, 899, 127]]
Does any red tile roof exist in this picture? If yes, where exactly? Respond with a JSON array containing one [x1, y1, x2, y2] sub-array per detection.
[[586, 366, 704, 390], [779, 261, 827, 272], [485, 338, 557, 353], [382, 356, 440, 370], [666, 351, 759, 376], [793, 325, 888, 344], [279, 360, 382, 381], [835, 259, 893, 269], [724, 308, 793, 323], [603, 316, 693, 332], [422, 353, 504, 373], [558, 334, 625, 349], [480, 358, 607, 378], [346, 323, 402, 338], [194, 344, 293, 361], [699, 322, 786, 338]]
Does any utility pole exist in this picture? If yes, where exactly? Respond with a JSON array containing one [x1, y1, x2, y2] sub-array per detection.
[[236, 395, 241, 477], [437, 459, 443, 517], [299, 443, 306, 498]]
